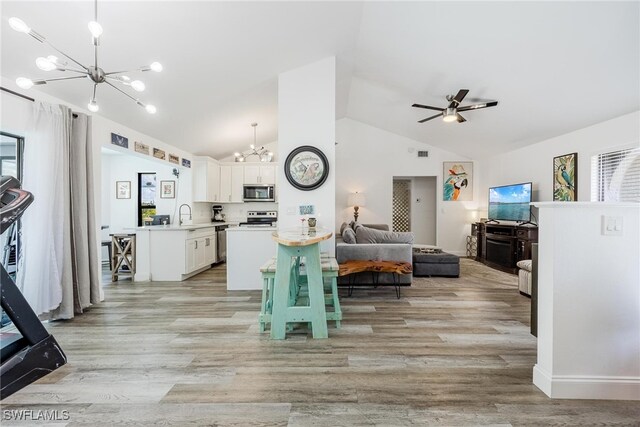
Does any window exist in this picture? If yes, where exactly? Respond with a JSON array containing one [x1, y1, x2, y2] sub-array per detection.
[[591, 147, 640, 202], [138, 173, 157, 226], [0, 132, 23, 180]]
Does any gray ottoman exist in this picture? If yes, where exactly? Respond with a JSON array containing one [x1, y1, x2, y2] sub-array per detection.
[[412, 250, 460, 277]]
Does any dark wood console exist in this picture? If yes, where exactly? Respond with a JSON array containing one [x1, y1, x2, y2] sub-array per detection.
[[475, 222, 538, 274]]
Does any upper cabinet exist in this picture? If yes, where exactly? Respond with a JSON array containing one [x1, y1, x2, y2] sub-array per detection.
[[193, 158, 220, 202], [220, 164, 244, 203], [244, 164, 276, 185], [194, 160, 277, 203]]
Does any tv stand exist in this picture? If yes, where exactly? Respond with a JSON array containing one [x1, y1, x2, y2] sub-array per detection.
[[475, 222, 538, 274]]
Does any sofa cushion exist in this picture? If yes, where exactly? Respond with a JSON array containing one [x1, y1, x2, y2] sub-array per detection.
[[339, 222, 348, 235], [342, 227, 356, 244], [355, 225, 414, 244]]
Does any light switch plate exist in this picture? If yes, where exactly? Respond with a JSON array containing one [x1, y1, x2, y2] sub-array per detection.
[[602, 215, 623, 236]]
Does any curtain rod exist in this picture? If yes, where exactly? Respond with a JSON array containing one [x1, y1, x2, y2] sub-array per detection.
[[1, 86, 78, 118], [1, 86, 35, 102]]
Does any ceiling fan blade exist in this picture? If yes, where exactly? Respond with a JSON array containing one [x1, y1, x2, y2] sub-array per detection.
[[457, 101, 498, 112], [456, 113, 467, 123], [449, 89, 469, 107], [418, 113, 442, 123], [412, 103, 444, 112]]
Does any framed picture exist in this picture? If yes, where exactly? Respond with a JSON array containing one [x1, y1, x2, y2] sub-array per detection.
[[443, 161, 473, 201], [153, 148, 166, 160], [553, 152, 577, 201], [284, 145, 329, 191], [116, 181, 131, 199], [135, 141, 150, 155], [182, 158, 191, 168], [160, 180, 176, 199], [111, 133, 128, 149], [168, 154, 180, 164]]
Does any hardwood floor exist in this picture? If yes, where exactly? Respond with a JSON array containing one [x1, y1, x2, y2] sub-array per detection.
[[2, 259, 639, 426]]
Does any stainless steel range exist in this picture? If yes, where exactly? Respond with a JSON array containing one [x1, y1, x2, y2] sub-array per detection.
[[239, 211, 277, 227]]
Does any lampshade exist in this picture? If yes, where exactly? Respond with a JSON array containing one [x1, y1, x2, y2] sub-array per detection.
[[348, 192, 366, 207]]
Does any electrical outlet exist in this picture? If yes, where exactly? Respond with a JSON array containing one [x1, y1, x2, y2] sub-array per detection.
[[602, 215, 623, 236]]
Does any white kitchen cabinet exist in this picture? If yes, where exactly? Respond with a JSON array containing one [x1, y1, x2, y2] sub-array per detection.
[[140, 225, 220, 281], [185, 233, 217, 274], [243, 164, 276, 184], [193, 158, 220, 202], [220, 165, 244, 202]]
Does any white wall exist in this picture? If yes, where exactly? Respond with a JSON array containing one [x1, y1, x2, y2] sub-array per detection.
[[533, 202, 640, 400], [336, 118, 476, 255], [478, 111, 640, 211], [278, 57, 336, 253], [102, 151, 191, 233]]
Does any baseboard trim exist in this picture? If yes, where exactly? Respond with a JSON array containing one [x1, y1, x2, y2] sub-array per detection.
[[533, 365, 640, 400]]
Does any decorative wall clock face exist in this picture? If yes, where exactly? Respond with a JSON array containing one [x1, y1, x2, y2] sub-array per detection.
[[284, 145, 329, 191]]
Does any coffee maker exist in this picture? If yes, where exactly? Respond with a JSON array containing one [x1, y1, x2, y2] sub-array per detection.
[[212, 205, 225, 222]]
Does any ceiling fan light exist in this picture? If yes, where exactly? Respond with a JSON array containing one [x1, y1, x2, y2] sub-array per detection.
[[36, 56, 57, 71], [87, 21, 103, 38], [16, 77, 34, 89], [88, 100, 99, 112], [9, 17, 30, 34], [145, 104, 157, 114], [233, 152, 241, 157], [443, 107, 457, 123], [149, 62, 163, 72], [130, 80, 145, 92]]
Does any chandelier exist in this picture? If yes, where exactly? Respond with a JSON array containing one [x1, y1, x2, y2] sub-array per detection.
[[234, 123, 273, 163], [8, 0, 161, 114]]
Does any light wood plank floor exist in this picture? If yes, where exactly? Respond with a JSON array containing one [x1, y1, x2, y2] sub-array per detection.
[[2, 259, 639, 426]]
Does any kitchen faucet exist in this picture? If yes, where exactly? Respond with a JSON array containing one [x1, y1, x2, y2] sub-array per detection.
[[179, 204, 192, 225]]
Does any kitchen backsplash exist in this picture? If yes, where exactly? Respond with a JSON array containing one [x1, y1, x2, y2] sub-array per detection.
[[193, 202, 278, 223]]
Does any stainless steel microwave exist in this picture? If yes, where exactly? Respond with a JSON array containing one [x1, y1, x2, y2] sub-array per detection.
[[243, 185, 275, 202]]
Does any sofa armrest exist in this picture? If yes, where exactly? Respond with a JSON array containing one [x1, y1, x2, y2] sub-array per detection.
[[336, 242, 412, 264]]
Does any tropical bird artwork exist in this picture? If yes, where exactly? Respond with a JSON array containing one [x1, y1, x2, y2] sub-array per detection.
[[444, 163, 472, 201], [553, 153, 577, 201]]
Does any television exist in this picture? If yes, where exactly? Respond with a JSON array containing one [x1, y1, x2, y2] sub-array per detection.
[[488, 182, 532, 222]]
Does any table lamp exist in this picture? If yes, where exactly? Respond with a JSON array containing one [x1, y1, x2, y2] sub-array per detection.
[[347, 192, 366, 222]]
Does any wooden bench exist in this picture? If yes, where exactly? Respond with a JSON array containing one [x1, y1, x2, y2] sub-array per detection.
[[338, 260, 412, 299]]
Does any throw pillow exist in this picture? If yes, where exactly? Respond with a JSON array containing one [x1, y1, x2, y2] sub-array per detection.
[[342, 227, 356, 244], [355, 225, 414, 244], [339, 222, 348, 235]]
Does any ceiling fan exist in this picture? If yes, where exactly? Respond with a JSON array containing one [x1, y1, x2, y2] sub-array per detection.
[[412, 89, 498, 123]]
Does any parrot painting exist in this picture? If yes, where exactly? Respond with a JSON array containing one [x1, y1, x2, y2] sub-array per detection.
[[554, 156, 576, 201], [444, 164, 469, 201]]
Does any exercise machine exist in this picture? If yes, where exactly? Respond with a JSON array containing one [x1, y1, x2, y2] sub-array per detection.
[[0, 176, 67, 400]]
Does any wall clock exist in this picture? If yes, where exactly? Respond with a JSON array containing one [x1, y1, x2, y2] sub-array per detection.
[[284, 145, 329, 191]]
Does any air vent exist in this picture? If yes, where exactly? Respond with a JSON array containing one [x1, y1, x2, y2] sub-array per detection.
[[417, 150, 429, 158]]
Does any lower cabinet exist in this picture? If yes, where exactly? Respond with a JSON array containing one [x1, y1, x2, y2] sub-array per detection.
[[185, 234, 217, 274]]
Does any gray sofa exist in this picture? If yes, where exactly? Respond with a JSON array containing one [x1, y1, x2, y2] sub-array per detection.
[[336, 223, 413, 286]]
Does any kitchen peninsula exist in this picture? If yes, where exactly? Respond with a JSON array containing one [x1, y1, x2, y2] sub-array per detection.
[[226, 226, 277, 290], [135, 223, 236, 281]]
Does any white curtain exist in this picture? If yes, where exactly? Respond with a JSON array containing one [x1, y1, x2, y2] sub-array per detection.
[[17, 101, 100, 319]]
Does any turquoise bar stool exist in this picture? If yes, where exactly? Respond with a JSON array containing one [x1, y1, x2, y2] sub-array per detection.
[[269, 228, 333, 339], [259, 253, 341, 332]]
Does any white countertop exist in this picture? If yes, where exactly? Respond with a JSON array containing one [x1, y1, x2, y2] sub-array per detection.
[[134, 222, 238, 232], [226, 226, 276, 231]]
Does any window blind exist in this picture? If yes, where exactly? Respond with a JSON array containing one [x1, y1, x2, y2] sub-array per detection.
[[591, 147, 640, 202]]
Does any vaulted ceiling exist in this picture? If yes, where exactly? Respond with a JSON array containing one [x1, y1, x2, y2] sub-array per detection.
[[1, 1, 638, 159]]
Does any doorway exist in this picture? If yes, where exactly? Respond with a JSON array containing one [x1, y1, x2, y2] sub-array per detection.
[[393, 176, 437, 245]]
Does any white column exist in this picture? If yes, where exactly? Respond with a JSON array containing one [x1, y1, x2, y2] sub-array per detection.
[[532, 202, 640, 400], [277, 57, 336, 254]]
